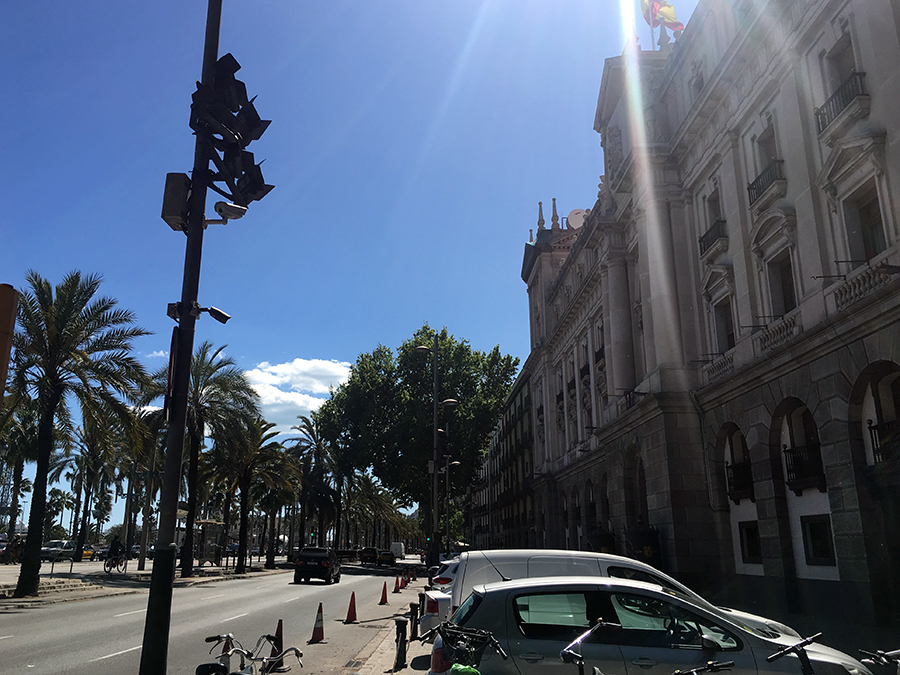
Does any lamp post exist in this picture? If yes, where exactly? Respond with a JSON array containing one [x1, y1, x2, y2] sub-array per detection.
[[444, 458, 460, 556], [415, 334, 460, 570]]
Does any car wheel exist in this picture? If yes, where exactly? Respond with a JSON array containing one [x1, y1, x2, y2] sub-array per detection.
[[335, 572, 341, 583]]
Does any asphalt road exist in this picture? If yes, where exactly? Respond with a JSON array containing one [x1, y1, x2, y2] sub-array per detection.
[[0, 569, 410, 675]]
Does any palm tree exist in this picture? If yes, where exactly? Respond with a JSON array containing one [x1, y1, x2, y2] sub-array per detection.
[[10, 270, 149, 597], [0, 394, 40, 537], [151, 341, 259, 577], [215, 415, 292, 573], [290, 415, 338, 547]]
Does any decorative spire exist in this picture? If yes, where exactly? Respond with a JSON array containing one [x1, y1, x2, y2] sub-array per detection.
[[529, 228, 534, 242], [537, 201, 545, 230], [551, 197, 560, 230]]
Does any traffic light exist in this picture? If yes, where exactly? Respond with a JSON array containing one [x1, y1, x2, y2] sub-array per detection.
[[190, 53, 273, 206]]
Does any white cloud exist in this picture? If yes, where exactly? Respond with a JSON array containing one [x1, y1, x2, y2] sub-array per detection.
[[146, 350, 169, 359], [246, 358, 351, 438]]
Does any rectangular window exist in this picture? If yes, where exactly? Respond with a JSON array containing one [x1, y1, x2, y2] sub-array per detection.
[[800, 514, 836, 566], [738, 521, 762, 564], [714, 298, 736, 353], [845, 181, 886, 262], [767, 251, 797, 315]]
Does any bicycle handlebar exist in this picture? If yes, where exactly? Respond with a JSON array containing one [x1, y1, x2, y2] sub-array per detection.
[[673, 660, 735, 675], [767, 633, 823, 663], [860, 649, 900, 666]]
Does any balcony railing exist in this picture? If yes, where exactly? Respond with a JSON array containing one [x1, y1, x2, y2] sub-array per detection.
[[725, 459, 754, 504], [783, 443, 826, 495], [816, 72, 867, 133], [867, 418, 900, 464], [748, 160, 785, 205], [699, 219, 727, 256]]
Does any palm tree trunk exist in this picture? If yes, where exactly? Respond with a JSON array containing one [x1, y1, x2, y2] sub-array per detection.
[[265, 507, 276, 569], [14, 389, 61, 597], [236, 478, 251, 574], [8, 459, 23, 536], [75, 479, 94, 562]]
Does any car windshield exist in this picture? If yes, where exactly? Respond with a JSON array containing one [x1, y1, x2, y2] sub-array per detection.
[[450, 590, 483, 627]]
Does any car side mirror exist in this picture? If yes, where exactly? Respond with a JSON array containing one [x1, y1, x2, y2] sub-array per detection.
[[701, 635, 723, 652]]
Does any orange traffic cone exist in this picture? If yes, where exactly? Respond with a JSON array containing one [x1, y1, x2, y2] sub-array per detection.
[[269, 619, 285, 671], [412, 567, 417, 581], [309, 602, 325, 643], [344, 591, 358, 624], [400, 575, 407, 589], [393, 575, 401, 593], [379, 581, 389, 605]]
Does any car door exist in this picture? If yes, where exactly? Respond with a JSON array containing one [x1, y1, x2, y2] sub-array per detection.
[[501, 587, 627, 675], [602, 590, 757, 675]]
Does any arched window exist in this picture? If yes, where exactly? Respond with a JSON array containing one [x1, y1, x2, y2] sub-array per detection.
[[779, 402, 826, 495], [724, 426, 754, 504], [860, 363, 900, 465], [624, 447, 650, 529]]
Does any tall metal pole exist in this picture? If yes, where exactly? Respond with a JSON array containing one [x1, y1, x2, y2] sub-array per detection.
[[139, 2, 222, 673], [430, 332, 440, 569]]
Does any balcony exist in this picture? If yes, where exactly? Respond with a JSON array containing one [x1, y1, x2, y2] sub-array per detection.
[[867, 419, 900, 464], [783, 443, 826, 495], [699, 218, 727, 258], [725, 459, 754, 504], [748, 160, 786, 210], [816, 72, 869, 143]]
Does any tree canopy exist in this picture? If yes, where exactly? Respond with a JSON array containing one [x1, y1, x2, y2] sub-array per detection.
[[317, 324, 518, 508]]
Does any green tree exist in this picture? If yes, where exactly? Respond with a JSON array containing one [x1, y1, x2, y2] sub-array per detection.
[[0, 394, 40, 537], [150, 341, 259, 578], [318, 324, 518, 516], [10, 271, 149, 597], [290, 415, 338, 548]]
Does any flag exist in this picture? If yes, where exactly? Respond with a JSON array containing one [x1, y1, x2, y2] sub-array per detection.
[[641, 0, 685, 32]]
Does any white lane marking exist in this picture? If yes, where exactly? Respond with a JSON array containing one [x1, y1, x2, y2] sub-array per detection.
[[0, 635, 12, 640], [202, 594, 225, 600], [89, 645, 142, 662], [222, 613, 248, 622], [282, 597, 300, 603], [114, 609, 145, 617]]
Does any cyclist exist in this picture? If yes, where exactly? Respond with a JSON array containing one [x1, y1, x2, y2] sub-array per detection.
[[105, 535, 127, 571]]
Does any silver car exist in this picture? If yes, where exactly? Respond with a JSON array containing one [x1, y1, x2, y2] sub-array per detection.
[[428, 576, 872, 675]]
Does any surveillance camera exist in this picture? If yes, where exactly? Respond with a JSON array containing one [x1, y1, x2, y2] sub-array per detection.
[[214, 201, 248, 220]]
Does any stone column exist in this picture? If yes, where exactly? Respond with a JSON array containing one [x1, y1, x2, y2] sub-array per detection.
[[607, 256, 635, 395]]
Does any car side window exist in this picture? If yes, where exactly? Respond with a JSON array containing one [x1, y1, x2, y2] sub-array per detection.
[[600, 592, 740, 651], [513, 591, 596, 641]]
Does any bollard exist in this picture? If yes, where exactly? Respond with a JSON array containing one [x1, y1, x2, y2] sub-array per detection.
[[393, 617, 408, 671], [409, 601, 419, 640]]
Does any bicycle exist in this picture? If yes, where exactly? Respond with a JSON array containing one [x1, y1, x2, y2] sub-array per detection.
[[420, 621, 508, 674], [766, 632, 824, 675], [103, 555, 127, 574], [560, 621, 622, 675], [197, 633, 303, 675]]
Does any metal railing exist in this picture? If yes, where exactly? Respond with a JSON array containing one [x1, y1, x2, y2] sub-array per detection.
[[816, 72, 867, 133], [748, 160, 785, 205], [867, 418, 900, 464], [699, 219, 727, 255], [783, 443, 825, 492]]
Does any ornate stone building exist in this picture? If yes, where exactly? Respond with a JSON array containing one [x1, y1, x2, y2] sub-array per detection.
[[482, 0, 900, 626]]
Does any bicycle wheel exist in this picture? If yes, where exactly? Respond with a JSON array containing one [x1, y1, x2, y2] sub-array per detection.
[[104, 558, 113, 574], [116, 557, 126, 573]]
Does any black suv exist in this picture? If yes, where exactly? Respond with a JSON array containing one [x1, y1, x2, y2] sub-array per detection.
[[293, 547, 341, 584]]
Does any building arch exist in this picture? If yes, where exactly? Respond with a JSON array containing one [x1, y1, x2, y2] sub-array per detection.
[[623, 445, 649, 529]]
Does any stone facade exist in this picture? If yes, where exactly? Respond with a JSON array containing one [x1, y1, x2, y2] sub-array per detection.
[[483, 0, 900, 626]]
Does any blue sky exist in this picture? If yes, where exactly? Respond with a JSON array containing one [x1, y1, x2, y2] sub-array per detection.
[[1, 0, 699, 446]]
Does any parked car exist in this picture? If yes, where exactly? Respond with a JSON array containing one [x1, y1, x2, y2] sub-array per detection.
[[377, 549, 396, 566], [431, 558, 459, 592], [359, 546, 378, 564], [293, 547, 341, 584], [428, 576, 873, 675], [446, 549, 799, 638], [40, 540, 75, 561], [418, 588, 452, 637]]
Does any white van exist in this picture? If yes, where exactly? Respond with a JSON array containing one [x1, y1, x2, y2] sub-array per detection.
[[447, 549, 799, 638], [390, 541, 405, 560]]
